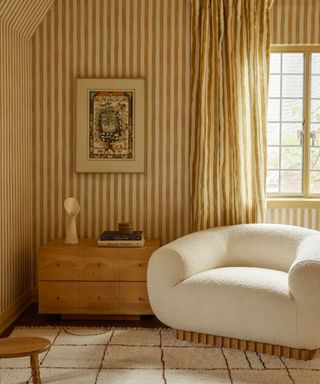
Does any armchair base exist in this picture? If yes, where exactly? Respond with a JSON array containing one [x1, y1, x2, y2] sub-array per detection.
[[176, 330, 316, 360]]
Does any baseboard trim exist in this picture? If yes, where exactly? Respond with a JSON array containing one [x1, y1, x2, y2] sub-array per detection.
[[0, 290, 32, 335], [176, 330, 316, 361], [31, 288, 38, 302], [61, 315, 141, 321]]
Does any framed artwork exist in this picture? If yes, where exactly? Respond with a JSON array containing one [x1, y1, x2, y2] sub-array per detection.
[[76, 78, 145, 173]]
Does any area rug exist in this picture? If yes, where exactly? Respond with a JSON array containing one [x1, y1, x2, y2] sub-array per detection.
[[1, 327, 320, 384]]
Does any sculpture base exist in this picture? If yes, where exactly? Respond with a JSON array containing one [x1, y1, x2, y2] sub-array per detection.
[[176, 330, 316, 361]]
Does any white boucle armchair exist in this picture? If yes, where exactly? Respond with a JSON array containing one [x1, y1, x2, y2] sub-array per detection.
[[147, 224, 320, 360]]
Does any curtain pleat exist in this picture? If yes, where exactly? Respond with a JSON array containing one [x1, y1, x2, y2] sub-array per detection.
[[190, 0, 274, 231]]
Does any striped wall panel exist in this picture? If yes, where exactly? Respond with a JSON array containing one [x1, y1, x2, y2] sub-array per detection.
[[267, 208, 320, 230], [0, 21, 33, 314], [31, 0, 320, 261], [271, 0, 320, 44], [0, 0, 54, 39], [32, 0, 191, 251]]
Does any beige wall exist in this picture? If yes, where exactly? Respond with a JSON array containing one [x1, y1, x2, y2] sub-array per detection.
[[267, 206, 320, 230], [32, 0, 191, 251], [0, 20, 33, 321], [271, 0, 320, 44], [0, 0, 54, 330], [31, 0, 320, 258]]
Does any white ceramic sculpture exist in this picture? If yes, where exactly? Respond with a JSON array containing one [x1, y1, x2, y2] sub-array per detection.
[[64, 197, 80, 244]]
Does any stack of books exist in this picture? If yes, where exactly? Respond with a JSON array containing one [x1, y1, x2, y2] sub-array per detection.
[[98, 230, 145, 247]]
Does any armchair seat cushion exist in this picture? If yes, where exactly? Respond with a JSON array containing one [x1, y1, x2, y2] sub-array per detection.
[[169, 267, 296, 347]]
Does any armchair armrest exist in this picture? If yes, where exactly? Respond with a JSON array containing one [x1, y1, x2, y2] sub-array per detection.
[[289, 235, 320, 309], [147, 230, 227, 289]]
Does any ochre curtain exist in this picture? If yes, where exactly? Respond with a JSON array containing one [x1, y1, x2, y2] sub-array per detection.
[[190, 0, 274, 231]]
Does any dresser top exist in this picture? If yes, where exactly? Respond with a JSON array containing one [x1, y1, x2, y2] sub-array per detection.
[[41, 239, 161, 249]]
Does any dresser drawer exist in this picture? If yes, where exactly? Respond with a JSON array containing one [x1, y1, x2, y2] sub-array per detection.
[[79, 254, 120, 281], [39, 248, 80, 280], [79, 282, 119, 314], [118, 248, 153, 281], [119, 282, 153, 315], [38, 282, 79, 314]]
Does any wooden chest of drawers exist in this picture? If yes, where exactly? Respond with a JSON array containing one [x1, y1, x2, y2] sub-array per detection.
[[38, 239, 160, 317]]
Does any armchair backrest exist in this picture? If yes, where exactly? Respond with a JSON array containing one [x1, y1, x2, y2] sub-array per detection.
[[165, 224, 319, 274], [223, 224, 318, 272]]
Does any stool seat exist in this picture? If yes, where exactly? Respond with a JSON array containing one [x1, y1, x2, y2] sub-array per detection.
[[0, 337, 51, 358], [0, 336, 51, 384]]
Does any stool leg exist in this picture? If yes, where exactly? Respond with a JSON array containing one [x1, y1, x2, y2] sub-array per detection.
[[30, 354, 41, 384]]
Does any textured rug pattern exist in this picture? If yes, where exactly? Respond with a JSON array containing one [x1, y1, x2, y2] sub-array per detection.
[[0, 327, 320, 383]]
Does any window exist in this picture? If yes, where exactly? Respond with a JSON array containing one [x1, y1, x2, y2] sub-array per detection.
[[267, 47, 320, 197]]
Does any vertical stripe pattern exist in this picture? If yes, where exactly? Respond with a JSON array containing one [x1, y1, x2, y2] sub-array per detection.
[[0, 21, 33, 313], [32, 0, 191, 253], [271, 0, 320, 44], [267, 208, 320, 230], [0, 0, 54, 40], [190, 0, 273, 231]]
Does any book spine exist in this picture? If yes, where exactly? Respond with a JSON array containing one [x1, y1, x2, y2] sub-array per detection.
[[100, 236, 143, 241], [97, 239, 145, 247], [99, 232, 144, 241]]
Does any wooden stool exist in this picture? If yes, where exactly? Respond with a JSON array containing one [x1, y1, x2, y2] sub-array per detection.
[[0, 337, 51, 384]]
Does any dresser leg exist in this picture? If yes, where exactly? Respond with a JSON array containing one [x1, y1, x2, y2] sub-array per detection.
[[30, 354, 41, 384]]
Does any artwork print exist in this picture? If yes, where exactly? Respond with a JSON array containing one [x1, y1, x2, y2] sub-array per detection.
[[89, 90, 134, 160]]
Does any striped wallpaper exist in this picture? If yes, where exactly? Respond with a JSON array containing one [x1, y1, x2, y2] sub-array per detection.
[[271, 0, 320, 44], [0, 0, 54, 325], [32, 0, 191, 252], [0, 0, 54, 39], [267, 207, 320, 230], [31, 0, 320, 258], [0, 22, 33, 317]]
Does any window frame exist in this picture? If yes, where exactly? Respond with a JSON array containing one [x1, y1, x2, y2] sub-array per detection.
[[268, 45, 320, 199]]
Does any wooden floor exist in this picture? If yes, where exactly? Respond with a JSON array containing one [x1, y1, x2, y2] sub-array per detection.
[[1, 303, 165, 337]]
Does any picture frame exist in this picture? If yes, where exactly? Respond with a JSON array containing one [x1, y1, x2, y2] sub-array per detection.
[[76, 78, 145, 173]]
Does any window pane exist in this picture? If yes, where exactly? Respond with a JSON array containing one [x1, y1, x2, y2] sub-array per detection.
[[267, 123, 280, 145], [281, 123, 302, 145], [270, 53, 281, 73], [267, 171, 279, 193], [282, 75, 303, 97], [312, 53, 320, 75], [280, 171, 302, 193], [267, 99, 280, 121], [310, 53, 320, 194], [311, 75, 320, 99], [267, 147, 279, 169], [310, 148, 320, 170], [267, 52, 305, 196], [281, 147, 302, 169], [269, 75, 281, 97], [282, 54, 303, 74], [311, 100, 320, 122], [310, 124, 320, 146], [310, 171, 320, 194], [282, 99, 303, 121]]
